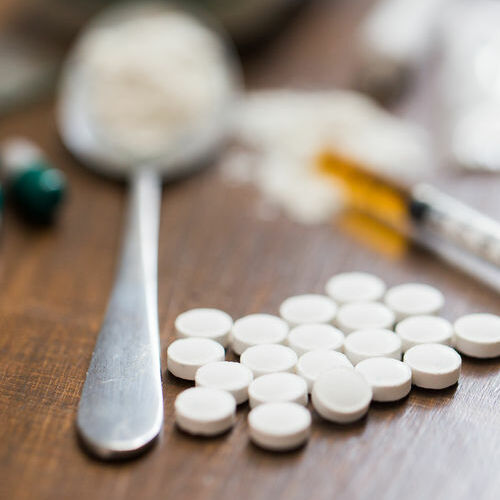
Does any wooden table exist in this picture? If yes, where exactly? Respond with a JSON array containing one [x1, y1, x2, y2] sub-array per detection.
[[1, 1, 500, 499]]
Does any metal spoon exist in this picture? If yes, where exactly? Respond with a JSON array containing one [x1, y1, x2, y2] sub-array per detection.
[[57, 2, 240, 460]]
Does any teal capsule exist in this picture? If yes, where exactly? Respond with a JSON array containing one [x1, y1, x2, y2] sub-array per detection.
[[1, 138, 67, 223], [9, 160, 66, 223]]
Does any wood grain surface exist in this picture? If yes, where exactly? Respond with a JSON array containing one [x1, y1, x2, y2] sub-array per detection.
[[1, 1, 500, 499]]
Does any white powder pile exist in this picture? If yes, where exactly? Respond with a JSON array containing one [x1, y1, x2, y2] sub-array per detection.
[[77, 8, 235, 160], [221, 89, 432, 225]]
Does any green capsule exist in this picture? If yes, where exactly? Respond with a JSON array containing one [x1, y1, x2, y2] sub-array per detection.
[[9, 160, 67, 223]]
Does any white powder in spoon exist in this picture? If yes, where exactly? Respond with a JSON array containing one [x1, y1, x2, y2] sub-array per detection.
[[76, 7, 236, 161]]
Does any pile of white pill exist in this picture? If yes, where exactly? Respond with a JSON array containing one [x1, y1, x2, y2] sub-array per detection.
[[169, 271, 500, 451]]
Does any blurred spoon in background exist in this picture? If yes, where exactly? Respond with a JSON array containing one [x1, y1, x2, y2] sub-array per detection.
[[57, 1, 240, 460]]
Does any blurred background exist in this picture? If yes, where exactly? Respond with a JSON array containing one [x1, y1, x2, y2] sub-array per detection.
[[2, 0, 500, 279]]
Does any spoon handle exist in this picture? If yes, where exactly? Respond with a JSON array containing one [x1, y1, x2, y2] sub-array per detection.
[[77, 169, 163, 460]]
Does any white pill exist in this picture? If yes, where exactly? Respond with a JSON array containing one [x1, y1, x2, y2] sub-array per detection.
[[287, 323, 344, 356], [312, 367, 372, 423], [344, 328, 402, 365], [248, 402, 311, 451], [336, 302, 395, 334], [454, 313, 500, 358], [403, 344, 461, 389], [355, 358, 412, 402], [231, 314, 289, 355], [195, 361, 253, 404], [296, 350, 353, 392], [396, 315, 453, 352], [385, 283, 444, 320], [167, 338, 225, 380], [1, 137, 43, 173], [248, 372, 308, 408], [279, 294, 337, 326], [325, 272, 386, 304], [240, 344, 297, 378], [175, 387, 236, 436], [175, 308, 233, 346]]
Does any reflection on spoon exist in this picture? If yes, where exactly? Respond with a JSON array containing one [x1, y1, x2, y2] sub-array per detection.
[[58, 1, 240, 459]]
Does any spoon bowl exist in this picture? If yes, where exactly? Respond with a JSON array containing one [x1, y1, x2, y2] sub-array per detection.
[[58, 1, 240, 179]]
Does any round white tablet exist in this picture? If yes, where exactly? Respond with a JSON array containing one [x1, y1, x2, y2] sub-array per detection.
[[195, 361, 253, 404], [167, 338, 225, 380], [454, 313, 500, 358], [248, 402, 311, 451], [231, 314, 289, 355], [240, 344, 298, 378], [396, 315, 453, 352], [336, 302, 395, 334], [355, 358, 412, 402], [312, 367, 372, 423], [296, 349, 353, 392], [296, 349, 353, 393], [175, 387, 236, 436], [287, 323, 344, 356], [385, 283, 444, 320], [344, 329, 402, 365], [403, 344, 461, 389], [325, 272, 386, 304], [279, 294, 337, 327], [248, 372, 308, 408], [175, 308, 233, 346]]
